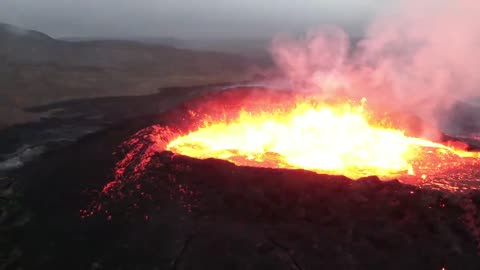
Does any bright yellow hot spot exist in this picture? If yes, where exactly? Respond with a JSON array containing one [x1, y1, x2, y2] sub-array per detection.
[[166, 100, 479, 179]]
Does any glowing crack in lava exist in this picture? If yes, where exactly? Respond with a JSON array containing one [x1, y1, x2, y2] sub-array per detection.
[[164, 97, 480, 182]]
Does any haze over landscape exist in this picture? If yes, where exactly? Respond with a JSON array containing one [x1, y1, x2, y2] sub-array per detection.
[[0, 0, 389, 39], [0, 0, 400, 128]]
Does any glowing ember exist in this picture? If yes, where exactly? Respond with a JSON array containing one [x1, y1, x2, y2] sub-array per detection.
[[165, 97, 480, 180]]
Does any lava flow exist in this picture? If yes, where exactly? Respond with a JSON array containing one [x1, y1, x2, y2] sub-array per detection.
[[100, 89, 480, 195], [161, 94, 480, 186]]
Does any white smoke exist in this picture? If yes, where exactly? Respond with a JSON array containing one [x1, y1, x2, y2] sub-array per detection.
[[271, 0, 480, 139]]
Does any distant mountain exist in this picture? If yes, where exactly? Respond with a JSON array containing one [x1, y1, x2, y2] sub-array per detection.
[[0, 23, 60, 64], [0, 23, 254, 69], [61, 36, 187, 48], [59, 35, 272, 58], [0, 22, 55, 41], [0, 23, 270, 128]]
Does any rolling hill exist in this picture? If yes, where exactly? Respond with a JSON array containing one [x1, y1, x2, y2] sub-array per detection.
[[0, 23, 267, 128]]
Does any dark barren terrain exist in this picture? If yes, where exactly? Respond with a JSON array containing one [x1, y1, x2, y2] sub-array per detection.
[[1, 87, 480, 270]]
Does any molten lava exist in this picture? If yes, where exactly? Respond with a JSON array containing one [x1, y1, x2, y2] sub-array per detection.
[[165, 97, 480, 181]]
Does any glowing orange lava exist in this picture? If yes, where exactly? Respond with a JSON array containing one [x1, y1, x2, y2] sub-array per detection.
[[165, 98, 480, 180]]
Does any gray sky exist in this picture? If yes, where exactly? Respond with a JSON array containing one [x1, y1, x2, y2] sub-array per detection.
[[0, 0, 392, 39]]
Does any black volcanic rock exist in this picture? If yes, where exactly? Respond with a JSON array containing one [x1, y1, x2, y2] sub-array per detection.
[[4, 115, 480, 270]]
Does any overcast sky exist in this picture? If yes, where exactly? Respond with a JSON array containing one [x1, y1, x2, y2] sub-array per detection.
[[0, 0, 393, 39]]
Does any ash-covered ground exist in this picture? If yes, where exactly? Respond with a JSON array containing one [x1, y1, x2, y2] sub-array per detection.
[[2, 87, 480, 270]]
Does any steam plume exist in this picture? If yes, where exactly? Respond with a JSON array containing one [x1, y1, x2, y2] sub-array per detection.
[[271, 0, 480, 138]]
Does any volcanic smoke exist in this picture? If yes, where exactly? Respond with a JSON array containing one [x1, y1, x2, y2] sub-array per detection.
[[271, 0, 480, 139]]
